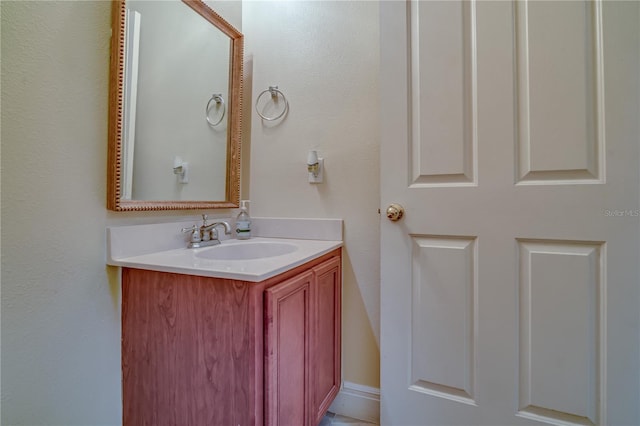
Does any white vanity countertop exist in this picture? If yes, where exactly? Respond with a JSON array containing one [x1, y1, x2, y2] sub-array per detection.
[[107, 217, 343, 282], [108, 237, 342, 282]]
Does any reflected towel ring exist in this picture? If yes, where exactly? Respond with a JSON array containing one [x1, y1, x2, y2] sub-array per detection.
[[255, 86, 289, 121], [206, 93, 226, 126]]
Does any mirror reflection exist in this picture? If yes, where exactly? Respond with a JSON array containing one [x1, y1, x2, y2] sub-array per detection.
[[108, 0, 243, 211], [123, 0, 229, 201]]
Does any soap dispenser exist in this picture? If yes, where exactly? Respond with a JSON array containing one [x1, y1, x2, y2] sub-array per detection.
[[236, 200, 251, 240]]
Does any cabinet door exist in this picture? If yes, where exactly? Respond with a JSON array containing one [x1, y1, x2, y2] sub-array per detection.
[[264, 270, 314, 426], [121, 269, 254, 426], [312, 257, 342, 425]]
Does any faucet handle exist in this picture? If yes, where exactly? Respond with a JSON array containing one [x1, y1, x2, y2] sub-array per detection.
[[181, 225, 197, 233], [181, 225, 201, 243]]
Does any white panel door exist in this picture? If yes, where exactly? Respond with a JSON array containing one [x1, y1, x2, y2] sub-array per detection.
[[380, 1, 639, 425]]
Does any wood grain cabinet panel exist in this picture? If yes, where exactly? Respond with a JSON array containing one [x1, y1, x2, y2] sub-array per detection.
[[122, 249, 341, 426], [265, 270, 313, 426], [312, 256, 342, 425]]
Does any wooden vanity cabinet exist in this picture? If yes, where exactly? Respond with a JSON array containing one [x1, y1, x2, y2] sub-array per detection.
[[121, 248, 341, 426]]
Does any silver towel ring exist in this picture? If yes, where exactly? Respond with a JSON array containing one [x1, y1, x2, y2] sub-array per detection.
[[206, 93, 226, 126], [255, 86, 289, 121]]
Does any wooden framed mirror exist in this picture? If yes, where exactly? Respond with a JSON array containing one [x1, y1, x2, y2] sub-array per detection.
[[107, 0, 243, 211]]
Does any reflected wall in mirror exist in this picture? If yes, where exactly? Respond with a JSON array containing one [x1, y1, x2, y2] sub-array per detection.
[[108, 0, 243, 211]]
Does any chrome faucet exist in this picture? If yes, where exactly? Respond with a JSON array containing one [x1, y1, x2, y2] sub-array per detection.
[[181, 215, 232, 248]]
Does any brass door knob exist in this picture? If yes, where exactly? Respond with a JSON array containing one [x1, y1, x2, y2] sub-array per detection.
[[386, 203, 405, 222]]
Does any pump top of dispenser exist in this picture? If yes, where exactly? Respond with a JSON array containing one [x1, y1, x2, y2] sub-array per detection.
[[236, 200, 251, 240]]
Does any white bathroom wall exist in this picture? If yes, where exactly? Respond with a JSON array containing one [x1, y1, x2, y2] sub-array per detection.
[[243, 1, 381, 388], [1, 2, 121, 423], [1, 1, 242, 424]]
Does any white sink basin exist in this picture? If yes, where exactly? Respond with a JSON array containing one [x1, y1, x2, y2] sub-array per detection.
[[195, 241, 298, 260]]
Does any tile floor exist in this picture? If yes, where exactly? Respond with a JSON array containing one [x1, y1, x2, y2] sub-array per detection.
[[320, 411, 378, 426]]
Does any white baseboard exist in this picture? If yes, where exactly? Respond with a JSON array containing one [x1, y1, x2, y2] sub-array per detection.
[[328, 381, 380, 424]]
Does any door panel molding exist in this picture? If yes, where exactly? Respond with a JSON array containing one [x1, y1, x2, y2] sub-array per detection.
[[517, 239, 605, 425], [515, 0, 605, 185], [409, 0, 478, 188], [409, 235, 478, 406]]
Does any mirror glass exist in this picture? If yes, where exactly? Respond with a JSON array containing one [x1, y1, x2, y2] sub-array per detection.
[[108, 0, 243, 211]]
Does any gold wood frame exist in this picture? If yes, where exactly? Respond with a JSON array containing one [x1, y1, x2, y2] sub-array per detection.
[[107, 0, 243, 211]]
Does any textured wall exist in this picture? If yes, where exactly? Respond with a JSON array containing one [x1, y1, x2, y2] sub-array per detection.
[[243, 0, 381, 387], [1, 2, 121, 424]]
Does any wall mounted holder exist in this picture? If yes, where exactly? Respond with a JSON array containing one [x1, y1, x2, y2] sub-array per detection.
[[205, 93, 226, 127], [173, 156, 189, 184], [307, 150, 324, 184], [256, 86, 289, 121]]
